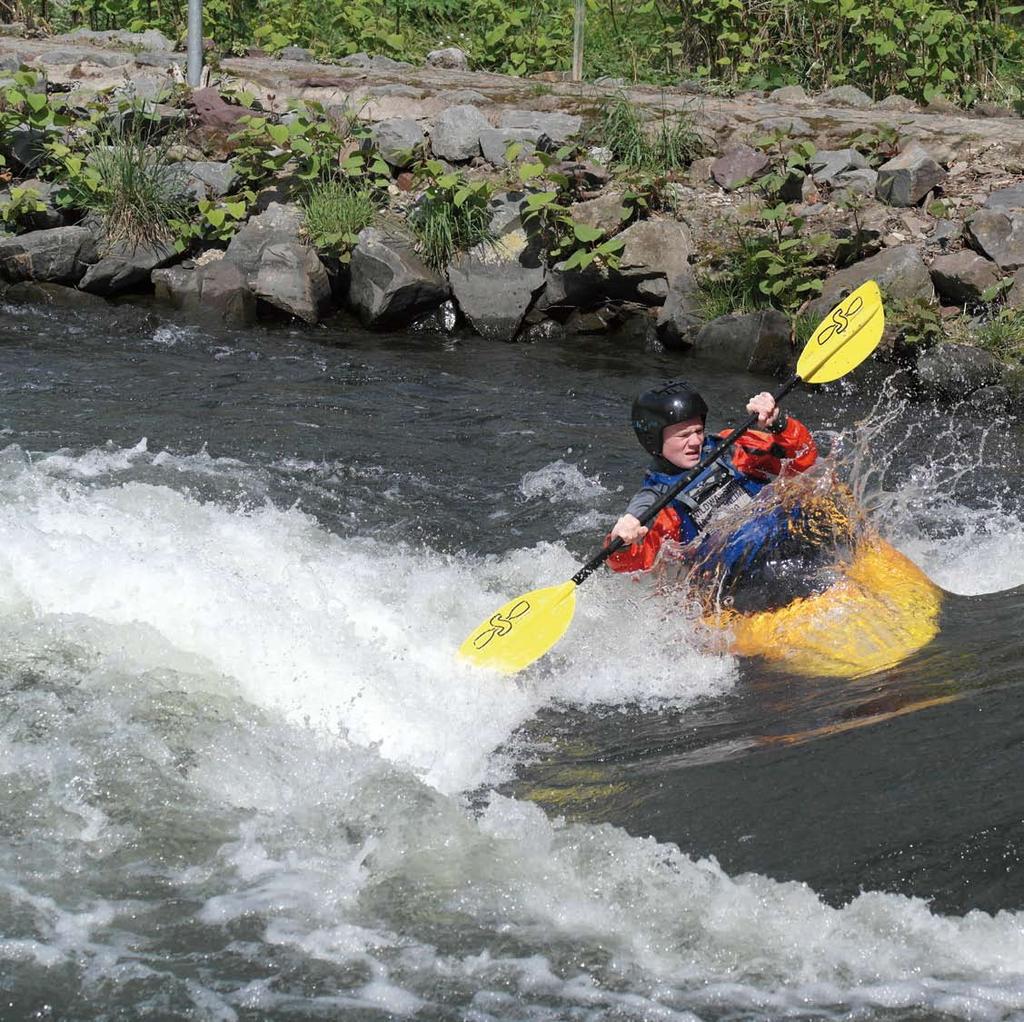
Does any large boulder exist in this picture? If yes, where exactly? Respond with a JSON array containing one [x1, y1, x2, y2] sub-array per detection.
[[371, 118, 425, 169], [814, 245, 935, 312], [348, 227, 449, 329], [966, 209, 1024, 270], [176, 160, 238, 200], [430, 104, 490, 161], [875, 145, 946, 207], [984, 185, 1024, 212], [915, 342, 1004, 398], [608, 218, 693, 302], [224, 203, 331, 323], [0, 225, 99, 284], [479, 127, 540, 167], [655, 268, 704, 350], [929, 250, 1001, 306], [152, 264, 200, 313], [497, 109, 582, 145], [79, 238, 178, 295], [426, 47, 469, 70], [818, 84, 874, 108], [448, 231, 545, 341], [198, 259, 257, 327], [691, 309, 793, 373]]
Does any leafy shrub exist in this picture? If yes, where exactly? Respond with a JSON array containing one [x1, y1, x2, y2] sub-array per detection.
[[301, 179, 379, 261], [969, 309, 1024, 366]]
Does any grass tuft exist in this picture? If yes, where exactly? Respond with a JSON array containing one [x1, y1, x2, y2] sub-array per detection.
[[301, 179, 379, 259], [597, 94, 704, 174]]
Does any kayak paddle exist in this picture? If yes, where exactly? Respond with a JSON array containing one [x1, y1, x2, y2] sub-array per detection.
[[459, 279, 885, 674]]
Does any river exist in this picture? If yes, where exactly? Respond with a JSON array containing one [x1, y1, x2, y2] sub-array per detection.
[[1, 298, 1023, 1020]]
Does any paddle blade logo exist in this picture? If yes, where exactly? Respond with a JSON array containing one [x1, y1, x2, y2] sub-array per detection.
[[797, 279, 884, 384], [459, 581, 578, 674]]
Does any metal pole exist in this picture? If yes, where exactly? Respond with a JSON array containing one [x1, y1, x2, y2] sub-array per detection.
[[572, 0, 585, 81], [187, 0, 203, 87]]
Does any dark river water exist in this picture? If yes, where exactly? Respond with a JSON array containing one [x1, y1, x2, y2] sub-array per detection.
[[1, 297, 1023, 1021]]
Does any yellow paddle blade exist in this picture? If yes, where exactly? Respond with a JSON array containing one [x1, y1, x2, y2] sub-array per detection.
[[459, 580, 577, 674], [797, 280, 885, 384]]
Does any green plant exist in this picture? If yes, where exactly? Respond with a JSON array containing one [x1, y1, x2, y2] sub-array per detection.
[[596, 94, 703, 174], [890, 296, 944, 350], [410, 160, 494, 270], [968, 308, 1024, 365], [301, 178, 379, 261], [168, 192, 256, 252], [58, 117, 192, 247], [0, 185, 46, 232]]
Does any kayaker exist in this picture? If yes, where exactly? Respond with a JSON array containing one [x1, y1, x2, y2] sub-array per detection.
[[606, 379, 818, 574]]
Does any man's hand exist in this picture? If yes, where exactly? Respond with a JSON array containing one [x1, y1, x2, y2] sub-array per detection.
[[608, 513, 649, 546], [746, 391, 779, 428]]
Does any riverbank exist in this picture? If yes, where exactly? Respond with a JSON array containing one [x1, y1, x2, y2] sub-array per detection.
[[1, 27, 1023, 405]]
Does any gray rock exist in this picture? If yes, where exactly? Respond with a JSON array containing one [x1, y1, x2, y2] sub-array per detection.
[[177, 160, 239, 199], [371, 118, 425, 168], [710, 144, 769, 190], [966, 209, 1024, 270], [133, 51, 185, 68], [0, 225, 99, 284], [34, 47, 129, 67], [224, 202, 304, 280], [691, 308, 793, 373], [610, 219, 693, 303], [929, 250, 1001, 306], [0, 53, 23, 72], [876, 144, 946, 207], [348, 227, 449, 329], [430, 104, 490, 161], [448, 231, 545, 341], [930, 218, 963, 247], [252, 241, 332, 323], [497, 109, 582, 145], [1006, 267, 1024, 308], [426, 47, 469, 70], [916, 341, 1003, 398], [53, 27, 173, 51], [479, 127, 539, 167], [1, 280, 107, 308], [278, 46, 313, 61], [815, 245, 935, 312], [338, 52, 412, 70], [537, 263, 606, 315], [973, 101, 1017, 119], [198, 259, 257, 327], [79, 239, 178, 295], [521, 318, 567, 344], [656, 268, 704, 350], [768, 85, 809, 103], [569, 191, 627, 234], [985, 185, 1024, 211], [0, 22, 25, 36], [831, 167, 878, 198], [221, 202, 331, 323], [487, 191, 529, 237], [365, 84, 424, 98], [152, 264, 200, 312], [818, 85, 874, 108], [759, 115, 813, 136], [810, 148, 869, 184], [444, 89, 489, 106], [876, 94, 918, 111], [969, 384, 1010, 412]]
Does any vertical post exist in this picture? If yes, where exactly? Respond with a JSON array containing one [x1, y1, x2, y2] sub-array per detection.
[[187, 0, 203, 87], [572, 0, 585, 81]]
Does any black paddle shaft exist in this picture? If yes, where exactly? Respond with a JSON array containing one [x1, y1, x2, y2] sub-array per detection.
[[571, 374, 801, 587]]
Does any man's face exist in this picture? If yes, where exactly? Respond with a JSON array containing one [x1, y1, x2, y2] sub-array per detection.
[[661, 417, 705, 469]]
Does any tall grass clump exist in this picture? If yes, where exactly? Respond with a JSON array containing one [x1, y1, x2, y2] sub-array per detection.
[[301, 179, 379, 261], [79, 120, 191, 249], [597, 95, 703, 174], [409, 162, 493, 270]]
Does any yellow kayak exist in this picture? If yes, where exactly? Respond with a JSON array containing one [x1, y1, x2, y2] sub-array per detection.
[[708, 537, 943, 678]]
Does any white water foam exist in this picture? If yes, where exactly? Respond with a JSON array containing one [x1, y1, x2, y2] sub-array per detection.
[[1, 442, 1024, 1019], [0, 443, 732, 794]]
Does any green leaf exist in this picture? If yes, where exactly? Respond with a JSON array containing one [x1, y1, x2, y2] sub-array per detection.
[[206, 208, 227, 228], [561, 248, 595, 271], [267, 123, 290, 145], [25, 92, 47, 112], [225, 201, 247, 219], [572, 221, 604, 243]]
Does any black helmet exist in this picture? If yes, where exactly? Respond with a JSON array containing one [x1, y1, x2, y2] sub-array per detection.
[[631, 380, 708, 457]]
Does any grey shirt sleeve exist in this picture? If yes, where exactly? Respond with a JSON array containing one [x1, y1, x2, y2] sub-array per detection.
[[624, 480, 672, 521]]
